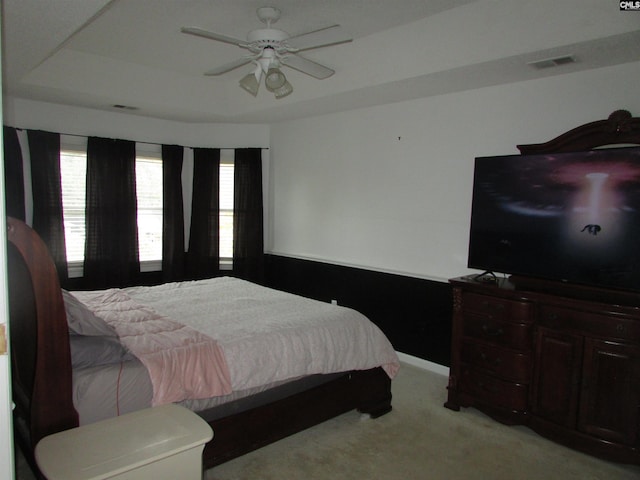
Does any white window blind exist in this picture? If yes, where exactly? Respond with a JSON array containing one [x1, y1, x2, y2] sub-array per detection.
[[136, 155, 163, 263], [60, 149, 87, 263], [220, 151, 234, 260]]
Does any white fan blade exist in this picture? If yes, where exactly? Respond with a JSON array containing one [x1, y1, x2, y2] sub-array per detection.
[[204, 58, 253, 76], [181, 26, 247, 47], [288, 25, 352, 52], [282, 54, 335, 79]]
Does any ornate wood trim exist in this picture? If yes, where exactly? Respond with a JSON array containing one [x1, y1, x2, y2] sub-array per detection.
[[517, 110, 640, 154]]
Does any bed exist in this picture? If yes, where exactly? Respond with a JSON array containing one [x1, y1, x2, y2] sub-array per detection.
[[7, 216, 399, 477]]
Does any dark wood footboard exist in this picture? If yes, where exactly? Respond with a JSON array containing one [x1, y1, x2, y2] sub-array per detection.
[[202, 366, 392, 468]]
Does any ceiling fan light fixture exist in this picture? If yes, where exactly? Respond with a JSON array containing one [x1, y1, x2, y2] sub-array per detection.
[[239, 64, 263, 96], [184, 7, 352, 100], [273, 80, 293, 99], [239, 72, 260, 96], [265, 67, 286, 91]]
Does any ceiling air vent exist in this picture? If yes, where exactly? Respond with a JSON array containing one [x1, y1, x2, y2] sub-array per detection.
[[528, 55, 576, 69]]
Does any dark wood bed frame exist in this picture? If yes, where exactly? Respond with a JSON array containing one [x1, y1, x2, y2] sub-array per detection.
[[7, 217, 392, 477]]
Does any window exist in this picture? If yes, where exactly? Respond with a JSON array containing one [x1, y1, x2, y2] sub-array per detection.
[[60, 140, 234, 276], [60, 148, 87, 264], [60, 143, 164, 274], [135, 145, 163, 268], [220, 150, 234, 261]]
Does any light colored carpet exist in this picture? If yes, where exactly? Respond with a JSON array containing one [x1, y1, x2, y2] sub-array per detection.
[[205, 363, 640, 480]]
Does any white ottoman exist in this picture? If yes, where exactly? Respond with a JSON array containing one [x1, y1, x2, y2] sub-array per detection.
[[35, 404, 213, 480]]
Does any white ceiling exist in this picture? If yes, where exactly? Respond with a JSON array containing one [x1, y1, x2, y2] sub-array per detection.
[[3, 0, 640, 124]]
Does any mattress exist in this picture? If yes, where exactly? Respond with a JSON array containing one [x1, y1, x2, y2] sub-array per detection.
[[69, 277, 400, 424], [73, 357, 341, 425]]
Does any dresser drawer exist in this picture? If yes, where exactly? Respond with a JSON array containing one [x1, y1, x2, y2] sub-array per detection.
[[539, 305, 640, 341], [463, 292, 534, 324], [460, 341, 531, 383], [459, 366, 528, 411], [462, 313, 533, 351]]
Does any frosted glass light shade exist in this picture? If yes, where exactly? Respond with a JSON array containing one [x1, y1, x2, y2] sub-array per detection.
[[273, 80, 293, 99], [265, 67, 286, 91], [239, 73, 260, 96]]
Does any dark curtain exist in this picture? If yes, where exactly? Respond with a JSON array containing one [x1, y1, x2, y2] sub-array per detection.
[[3, 126, 25, 220], [186, 148, 220, 280], [84, 137, 139, 288], [233, 148, 264, 283], [28, 130, 69, 285], [161, 144, 185, 282]]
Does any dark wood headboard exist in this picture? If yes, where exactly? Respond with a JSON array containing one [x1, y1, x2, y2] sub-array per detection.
[[7, 217, 78, 466]]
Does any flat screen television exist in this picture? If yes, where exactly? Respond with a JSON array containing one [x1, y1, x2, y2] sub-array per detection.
[[467, 146, 640, 292]]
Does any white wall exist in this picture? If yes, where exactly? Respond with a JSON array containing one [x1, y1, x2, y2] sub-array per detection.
[[5, 63, 640, 284], [3, 98, 270, 148], [269, 61, 640, 283]]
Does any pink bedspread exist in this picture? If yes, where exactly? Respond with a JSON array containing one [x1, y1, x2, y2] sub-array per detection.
[[74, 289, 232, 406]]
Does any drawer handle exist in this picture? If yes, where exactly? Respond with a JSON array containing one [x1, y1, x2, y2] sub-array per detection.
[[482, 325, 504, 337]]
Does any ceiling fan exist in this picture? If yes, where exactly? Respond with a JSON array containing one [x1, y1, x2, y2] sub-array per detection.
[[181, 6, 352, 98]]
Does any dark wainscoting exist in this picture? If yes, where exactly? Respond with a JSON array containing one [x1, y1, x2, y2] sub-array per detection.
[[264, 254, 452, 367]]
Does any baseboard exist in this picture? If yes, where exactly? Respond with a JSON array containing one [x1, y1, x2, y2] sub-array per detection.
[[396, 352, 449, 377]]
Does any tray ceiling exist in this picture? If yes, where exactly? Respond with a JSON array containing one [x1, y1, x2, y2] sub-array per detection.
[[3, 0, 639, 123]]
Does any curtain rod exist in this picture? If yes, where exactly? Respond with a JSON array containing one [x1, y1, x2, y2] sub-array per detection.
[[10, 126, 269, 150]]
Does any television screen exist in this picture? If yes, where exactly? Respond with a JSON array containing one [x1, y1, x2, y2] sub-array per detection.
[[468, 146, 640, 292]]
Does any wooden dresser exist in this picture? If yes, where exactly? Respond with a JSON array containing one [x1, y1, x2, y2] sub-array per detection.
[[445, 275, 640, 464]]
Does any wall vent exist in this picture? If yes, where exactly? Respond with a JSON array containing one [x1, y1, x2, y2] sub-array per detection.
[[528, 55, 576, 69]]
